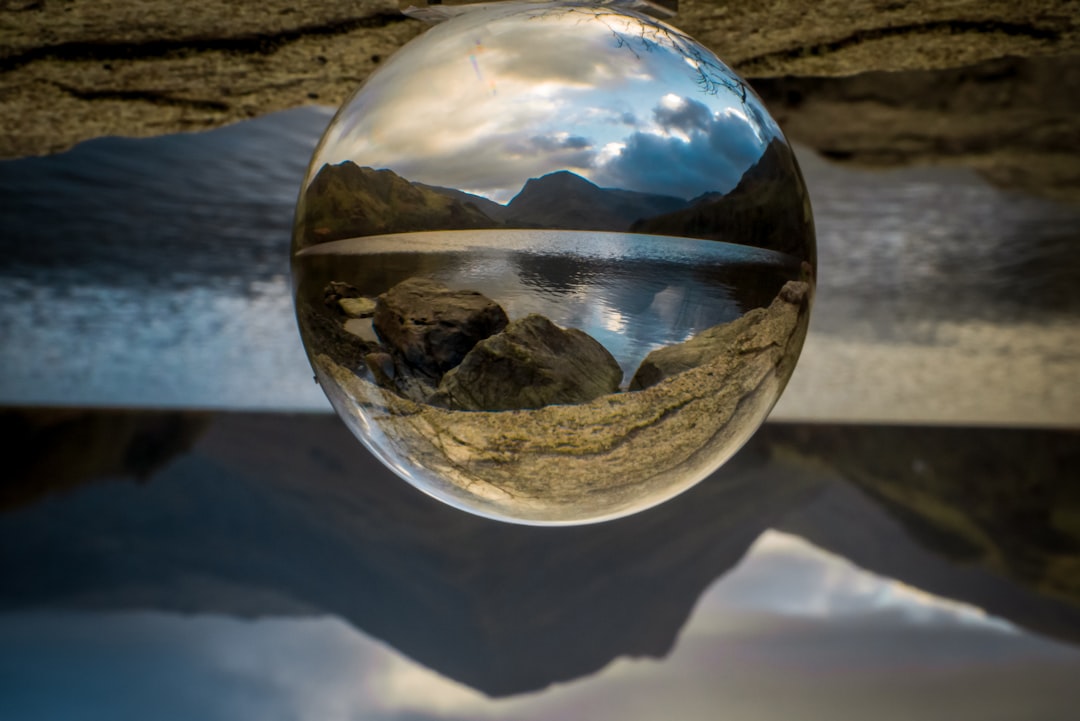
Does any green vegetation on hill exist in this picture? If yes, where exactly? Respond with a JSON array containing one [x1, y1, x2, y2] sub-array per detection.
[[295, 161, 498, 249], [297, 151, 814, 261]]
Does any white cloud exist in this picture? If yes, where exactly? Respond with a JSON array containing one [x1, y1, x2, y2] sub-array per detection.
[[696, 531, 1016, 631], [308, 4, 760, 201], [3, 537, 1075, 721]]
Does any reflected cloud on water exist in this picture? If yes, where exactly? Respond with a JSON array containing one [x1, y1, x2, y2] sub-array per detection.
[[1, 409, 1079, 715], [1, 531, 1076, 721]]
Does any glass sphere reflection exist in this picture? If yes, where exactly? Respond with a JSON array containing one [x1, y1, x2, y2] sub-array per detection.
[[292, 1, 815, 525]]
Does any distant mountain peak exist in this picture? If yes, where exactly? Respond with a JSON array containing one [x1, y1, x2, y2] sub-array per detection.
[[629, 137, 811, 258], [513, 170, 601, 199], [503, 170, 687, 230]]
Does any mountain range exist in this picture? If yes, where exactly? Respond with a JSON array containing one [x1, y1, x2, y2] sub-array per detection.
[[296, 139, 811, 259], [295, 163, 497, 248], [630, 138, 812, 259], [421, 171, 688, 230]]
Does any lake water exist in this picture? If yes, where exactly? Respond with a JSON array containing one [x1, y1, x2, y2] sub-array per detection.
[[296, 229, 799, 380], [2, 412, 1080, 719], [1, 106, 1079, 424]]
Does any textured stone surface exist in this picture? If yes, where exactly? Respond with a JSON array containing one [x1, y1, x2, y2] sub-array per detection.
[[372, 277, 509, 380], [755, 54, 1080, 201], [339, 297, 376, 318], [631, 281, 809, 391], [0, 0, 420, 158], [317, 280, 810, 522], [323, 280, 362, 308], [683, 0, 1078, 78], [433, 314, 623, 411], [2, 1, 1077, 159], [343, 317, 378, 343]]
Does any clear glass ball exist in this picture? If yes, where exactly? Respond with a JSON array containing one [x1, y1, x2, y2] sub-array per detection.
[[292, 1, 815, 525]]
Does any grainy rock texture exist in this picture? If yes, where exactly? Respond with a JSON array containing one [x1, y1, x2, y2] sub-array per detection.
[[432, 314, 623, 411], [318, 280, 810, 522], [632, 302, 784, 391], [2, 1, 1077, 159], [0, 1, 420, 158], [754, 54, 1080, 201], [339, 297, 376, 318], [323, 281, 362, 309], [372, 277, 509, 379]]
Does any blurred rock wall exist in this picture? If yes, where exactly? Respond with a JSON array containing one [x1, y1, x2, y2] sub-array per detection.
[[2, 0, 1078, 195]]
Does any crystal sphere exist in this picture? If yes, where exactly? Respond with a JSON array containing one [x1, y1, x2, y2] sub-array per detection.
[[292, 1, 815, 525]]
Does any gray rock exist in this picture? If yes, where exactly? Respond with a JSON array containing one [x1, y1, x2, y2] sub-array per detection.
[[6, 1, 1076, 160], [339, 297, 377, 318], [631, 280, 811, 391], [364, 351, 396, 388], [753, 55, 1080, 202], [373, 277, 509, 380], [343, 317, 379, 343], [296, 301, 379, 372], [432, 314, 623, 411], [324, 281, 362, 311], [362, 350, 438, 404]]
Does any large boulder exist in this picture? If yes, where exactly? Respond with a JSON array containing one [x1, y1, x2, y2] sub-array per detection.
[[373, 277, 509, 380], [630, 280, 811, 390], [432, 314, 623, 411]]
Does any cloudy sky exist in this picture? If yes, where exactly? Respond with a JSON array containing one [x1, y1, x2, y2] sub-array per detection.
[[312, 4, 779, 202], [3, 531, 1079, 721]]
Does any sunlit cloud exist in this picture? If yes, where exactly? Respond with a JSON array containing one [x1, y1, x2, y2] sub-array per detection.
[[309, 5, 767, 202], [591, 99, 766, 199], [654, 93, 714, 136]]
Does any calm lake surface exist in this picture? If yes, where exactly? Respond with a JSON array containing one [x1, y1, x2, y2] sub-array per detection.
[[297, 229, 798, 379], [2, 412, 1079, 719], [1, 106, 1079, 423]]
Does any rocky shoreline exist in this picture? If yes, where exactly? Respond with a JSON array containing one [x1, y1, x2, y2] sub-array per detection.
[[310, 278, 810, 522]]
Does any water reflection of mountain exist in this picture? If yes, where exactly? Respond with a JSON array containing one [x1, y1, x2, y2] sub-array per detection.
[[2, 410, 1078, 697], [296, 139, 810, 259]]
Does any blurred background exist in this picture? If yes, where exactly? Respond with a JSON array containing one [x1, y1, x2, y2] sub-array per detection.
[[1, 1, 1079, 718]]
